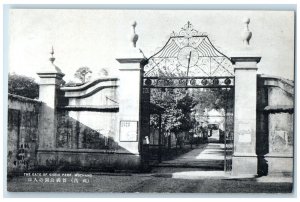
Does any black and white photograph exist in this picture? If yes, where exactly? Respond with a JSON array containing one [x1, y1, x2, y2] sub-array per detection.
[[4, 7, 295, 194]]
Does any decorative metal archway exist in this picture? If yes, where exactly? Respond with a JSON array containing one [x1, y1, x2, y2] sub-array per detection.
[[141, 22, 234, 171], [142, 21, 234, 89]]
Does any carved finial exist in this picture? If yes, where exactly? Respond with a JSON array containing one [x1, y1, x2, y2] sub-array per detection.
[[49, 46, 55, 63], [187, 21, 191, 28], [242, 18, 252, 46], [131, 21, 139, 48]]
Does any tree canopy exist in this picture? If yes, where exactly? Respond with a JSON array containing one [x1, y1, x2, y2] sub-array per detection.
[[150, 87, 198, 134], [74, 67, 92, 83], [192, 88, 234, 112], [8, 73, 39, 99]]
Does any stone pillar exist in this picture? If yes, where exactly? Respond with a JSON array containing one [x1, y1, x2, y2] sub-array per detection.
[[115, 21, 147, 171], [115, 57, 143, 154], [37, 49, 64, 149], [231, 56, 261, 177], [230, 17, 262, 177]]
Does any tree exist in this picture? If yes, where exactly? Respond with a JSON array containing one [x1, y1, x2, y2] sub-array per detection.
[[8, 73, 39, 99], [150, 87, 198, 135], [74, 67, 92, 83], [176, 93, 198, 131], [192, 88, 234, 111], [148, 69, 200, 136], [98, 68, 109, 77]]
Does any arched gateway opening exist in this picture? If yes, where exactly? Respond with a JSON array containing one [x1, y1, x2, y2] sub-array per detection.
[[140, 22, 234, 172]]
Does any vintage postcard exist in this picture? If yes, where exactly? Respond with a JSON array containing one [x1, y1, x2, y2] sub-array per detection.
[[6, 8, 295, 193]]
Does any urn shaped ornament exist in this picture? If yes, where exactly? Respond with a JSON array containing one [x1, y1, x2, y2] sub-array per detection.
[[241, 18, 252, 45], [131, 21, 139, 48]]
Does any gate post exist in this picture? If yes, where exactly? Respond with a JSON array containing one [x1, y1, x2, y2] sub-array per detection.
[[231, 18, 261, 177], [115, 21, 144, 167], [37, 48, 65, 149], [116, 57, 144, 155], [231, 56, 260, 177]]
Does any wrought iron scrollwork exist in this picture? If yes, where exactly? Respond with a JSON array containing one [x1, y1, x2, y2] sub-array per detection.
[[201, 79, 208, 86], [145, 78, 152, 86], [190, 79, 196, 86], [224, 78, 232, 85], [143, 21, 234, 78], [212, 78, 219, 85]]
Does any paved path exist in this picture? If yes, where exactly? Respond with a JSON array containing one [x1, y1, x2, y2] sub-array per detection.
[[152, 141, 225, 172]]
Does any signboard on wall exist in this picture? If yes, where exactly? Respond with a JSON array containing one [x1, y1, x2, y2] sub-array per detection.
[[119, 121, 138, 142]]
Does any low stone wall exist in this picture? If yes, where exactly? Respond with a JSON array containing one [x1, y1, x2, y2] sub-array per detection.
[[36, 149, 141, 171], [7, 94, 41, 174]]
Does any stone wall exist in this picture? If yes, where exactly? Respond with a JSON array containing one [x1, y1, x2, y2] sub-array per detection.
[[257, 75, 294, 176], [56, 110, 120, 150], [7, 94, 41, 174], [8, 77, 142, 173], [57, 78, 121, 152], [36, 78, 142, 171], [7, 74, 294, 174]]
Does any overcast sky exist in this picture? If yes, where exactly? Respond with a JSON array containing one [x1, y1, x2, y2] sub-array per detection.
[[8, 9, 294, 82]]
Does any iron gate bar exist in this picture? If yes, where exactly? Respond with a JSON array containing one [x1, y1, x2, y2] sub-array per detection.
[[152, 56, 230, 59], [143, 76, 234, 79], [142, 77, 234, 88], [143, 86, 234, 89]]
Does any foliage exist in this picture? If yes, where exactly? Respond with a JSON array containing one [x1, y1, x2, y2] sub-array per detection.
[[98, 68, 109, 77], [74, 67, 92, 83], [192, 88, 234, 112], [149, 69, 199, 135], [150, 88, 198, 134], [149, 84, 233, 137], [176, 93, 198, 131], [8, 73, 39, 99]]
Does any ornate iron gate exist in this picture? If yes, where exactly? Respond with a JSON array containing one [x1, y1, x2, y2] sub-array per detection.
[[140, 22, 235, 171]]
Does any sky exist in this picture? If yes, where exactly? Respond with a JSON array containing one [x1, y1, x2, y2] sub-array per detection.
[[8, 9, 295, 82]]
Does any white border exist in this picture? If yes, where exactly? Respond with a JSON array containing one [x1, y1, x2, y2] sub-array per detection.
[[1, 1, 299, 201]]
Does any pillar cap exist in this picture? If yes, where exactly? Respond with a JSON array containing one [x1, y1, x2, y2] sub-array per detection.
[[37, 63, 65, 77], [37, 71, 65, 79], [37, 47, 65, 78], [231, 57, 261, 65], [116, 58, 145, 64], [116, 46, 145, 63]]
